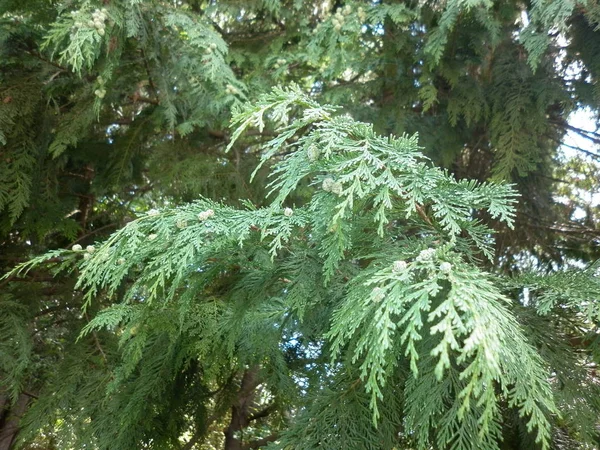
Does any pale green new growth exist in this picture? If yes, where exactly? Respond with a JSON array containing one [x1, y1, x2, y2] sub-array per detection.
[[2, 1, 600, 449], [7, 87, 558, 450]]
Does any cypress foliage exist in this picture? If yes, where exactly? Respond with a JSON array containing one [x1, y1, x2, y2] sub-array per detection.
[[1, 1, 600, 449]]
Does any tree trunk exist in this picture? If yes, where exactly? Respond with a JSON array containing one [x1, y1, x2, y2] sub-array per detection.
[[0, 393, 30, 450], [223, 367, 260, 450]]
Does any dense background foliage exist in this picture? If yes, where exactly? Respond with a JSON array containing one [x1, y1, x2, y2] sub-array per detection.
[[1, 1, 600, 449]]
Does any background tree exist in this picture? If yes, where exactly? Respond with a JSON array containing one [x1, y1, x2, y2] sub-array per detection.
[[1, 1, 599, 449]]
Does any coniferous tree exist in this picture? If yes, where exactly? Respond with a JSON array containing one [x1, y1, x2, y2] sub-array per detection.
[[1, 1, 600, 449]]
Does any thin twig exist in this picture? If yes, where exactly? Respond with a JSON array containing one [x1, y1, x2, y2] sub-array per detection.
[[69, 223, 119, 247], [25, 50, 68, 72], [84, 311, 108, 364], [547, 134, 600, 160]]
